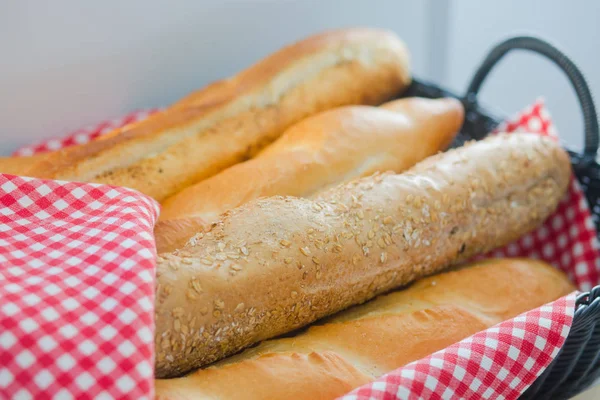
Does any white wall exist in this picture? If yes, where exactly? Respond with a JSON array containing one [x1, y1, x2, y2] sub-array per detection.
[[2, 1, 599, 155], [445, 0, 600, 151], [0, 0, 434, 154]]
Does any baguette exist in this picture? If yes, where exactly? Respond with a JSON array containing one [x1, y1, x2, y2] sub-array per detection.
[[0, 153, 50, 176], [23, 28, 411, 201], [155, 97, 464, 253], [154, 133, 571, 378], [155, 258, 574, 400]]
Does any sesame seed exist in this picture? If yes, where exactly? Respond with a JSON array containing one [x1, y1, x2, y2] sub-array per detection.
[[234, 303, 245, 313], [367, 230, 375, 239], [380, 252, 387, 263], [384, 233, 393, 245], [186, 290, 197, 300], [201, 258, 213, 265], [215, 253, 227, 261], [284, 257, 293, 264], [172, 307, 185, 318], [240, 246, 249, 255], [299, 247, 311, 256], [280, 239, 291, 248], [190, 278, 202, 294], [214, 299, 225, 309], [291, 291, 298, 299]]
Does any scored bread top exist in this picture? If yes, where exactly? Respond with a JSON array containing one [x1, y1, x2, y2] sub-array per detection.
[[24, 28, 411, 201], [155, 97, 464, 253]]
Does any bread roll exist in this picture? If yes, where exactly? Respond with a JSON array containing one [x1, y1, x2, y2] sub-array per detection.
[[23, 28, 411, 201], [155, 97, 464, 253], [154, 133, 571, 378], [155, 259, 574, 399]]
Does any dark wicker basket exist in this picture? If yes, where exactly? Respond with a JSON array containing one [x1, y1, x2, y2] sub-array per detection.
[[401, 36, 600, 399]]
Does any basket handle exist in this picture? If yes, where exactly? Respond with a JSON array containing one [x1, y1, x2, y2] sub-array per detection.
[[464, 36, 599, 159]]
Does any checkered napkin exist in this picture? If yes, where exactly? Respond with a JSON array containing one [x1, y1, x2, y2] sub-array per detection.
[[0, 101, 598, 400], [339, 100, 600, 400], [0, 110, 160, 400]]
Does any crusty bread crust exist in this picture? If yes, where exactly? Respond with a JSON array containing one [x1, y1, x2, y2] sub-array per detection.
[[154, 133, 571, 377], [25, 28, 411, 201], [155, 97, 463, 253], [155, 259, 574, 399]]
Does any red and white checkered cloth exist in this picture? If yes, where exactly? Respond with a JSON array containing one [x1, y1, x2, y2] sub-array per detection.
[[1, 110, 160, 400], [0, 100, 598, 399]]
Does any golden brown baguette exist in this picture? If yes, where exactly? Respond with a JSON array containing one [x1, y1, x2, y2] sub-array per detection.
[[23, 28, 411, 201], [154, 133, 571, 378], [0, 120, 142, 176], [155, 97, 464, 253], [155, 259, 575, 399], [0, 154, 49, 176]]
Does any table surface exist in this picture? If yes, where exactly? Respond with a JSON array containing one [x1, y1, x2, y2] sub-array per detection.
[[573, 381, 600, 399]]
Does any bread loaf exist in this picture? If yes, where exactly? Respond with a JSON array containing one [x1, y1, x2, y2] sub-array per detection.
[[22, 28, 411, 201], [154, 133, 571, 378], [0, 153, 49, 176], [155, 259, 574, 399], [155, 97, 464, 253]]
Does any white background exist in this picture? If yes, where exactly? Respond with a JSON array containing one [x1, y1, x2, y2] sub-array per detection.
[[1, 0, 599, 154]]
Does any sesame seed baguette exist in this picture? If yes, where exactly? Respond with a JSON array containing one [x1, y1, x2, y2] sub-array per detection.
[[23, 28, 411, 202], [155, 259, 574, 399], [154, 133, 571, 378], [155, 97, 464, 253]]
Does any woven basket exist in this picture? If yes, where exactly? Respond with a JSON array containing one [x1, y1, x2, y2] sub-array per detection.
[[401, 36, 600, 400]]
